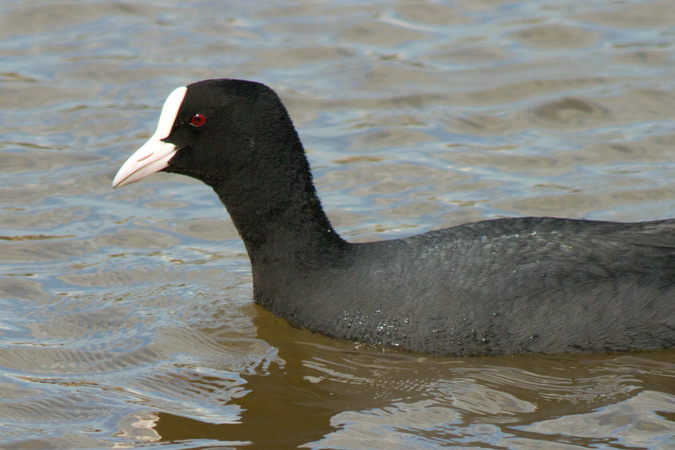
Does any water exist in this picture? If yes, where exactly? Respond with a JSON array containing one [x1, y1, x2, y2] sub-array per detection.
[[1, 0, 674, 448]]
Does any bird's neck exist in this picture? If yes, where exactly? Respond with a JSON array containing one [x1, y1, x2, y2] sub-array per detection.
[[211, 157, 346, 270]]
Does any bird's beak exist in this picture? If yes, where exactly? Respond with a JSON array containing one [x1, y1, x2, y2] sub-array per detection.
[[112, 86, 187, 188]]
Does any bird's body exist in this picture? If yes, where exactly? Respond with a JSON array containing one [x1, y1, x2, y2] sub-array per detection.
[[249, 217, 675, 355], [113, 79, 675, 356]]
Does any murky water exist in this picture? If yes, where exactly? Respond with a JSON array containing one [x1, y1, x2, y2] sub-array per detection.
[[1, 0, 674, 448]]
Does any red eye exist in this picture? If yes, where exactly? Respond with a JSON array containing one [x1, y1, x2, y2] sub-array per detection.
[[190, 114, 206, 127]]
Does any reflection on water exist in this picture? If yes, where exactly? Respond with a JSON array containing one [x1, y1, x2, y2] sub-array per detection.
[[0, 0, 674, 448]]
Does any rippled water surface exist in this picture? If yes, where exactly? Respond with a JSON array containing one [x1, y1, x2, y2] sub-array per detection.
[[1, 0, 674, 448]]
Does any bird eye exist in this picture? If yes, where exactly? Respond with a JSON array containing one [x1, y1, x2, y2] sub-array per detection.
[[190, 114, 206, 127]]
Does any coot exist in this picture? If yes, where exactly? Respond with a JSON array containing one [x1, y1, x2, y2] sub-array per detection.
[[113, 79, 675, 356]]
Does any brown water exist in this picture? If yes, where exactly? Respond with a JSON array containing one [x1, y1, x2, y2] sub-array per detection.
[[1, 1, 674, 449]]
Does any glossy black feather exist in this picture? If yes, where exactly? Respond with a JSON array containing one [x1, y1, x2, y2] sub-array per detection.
[[159, 79, 675, 356]]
